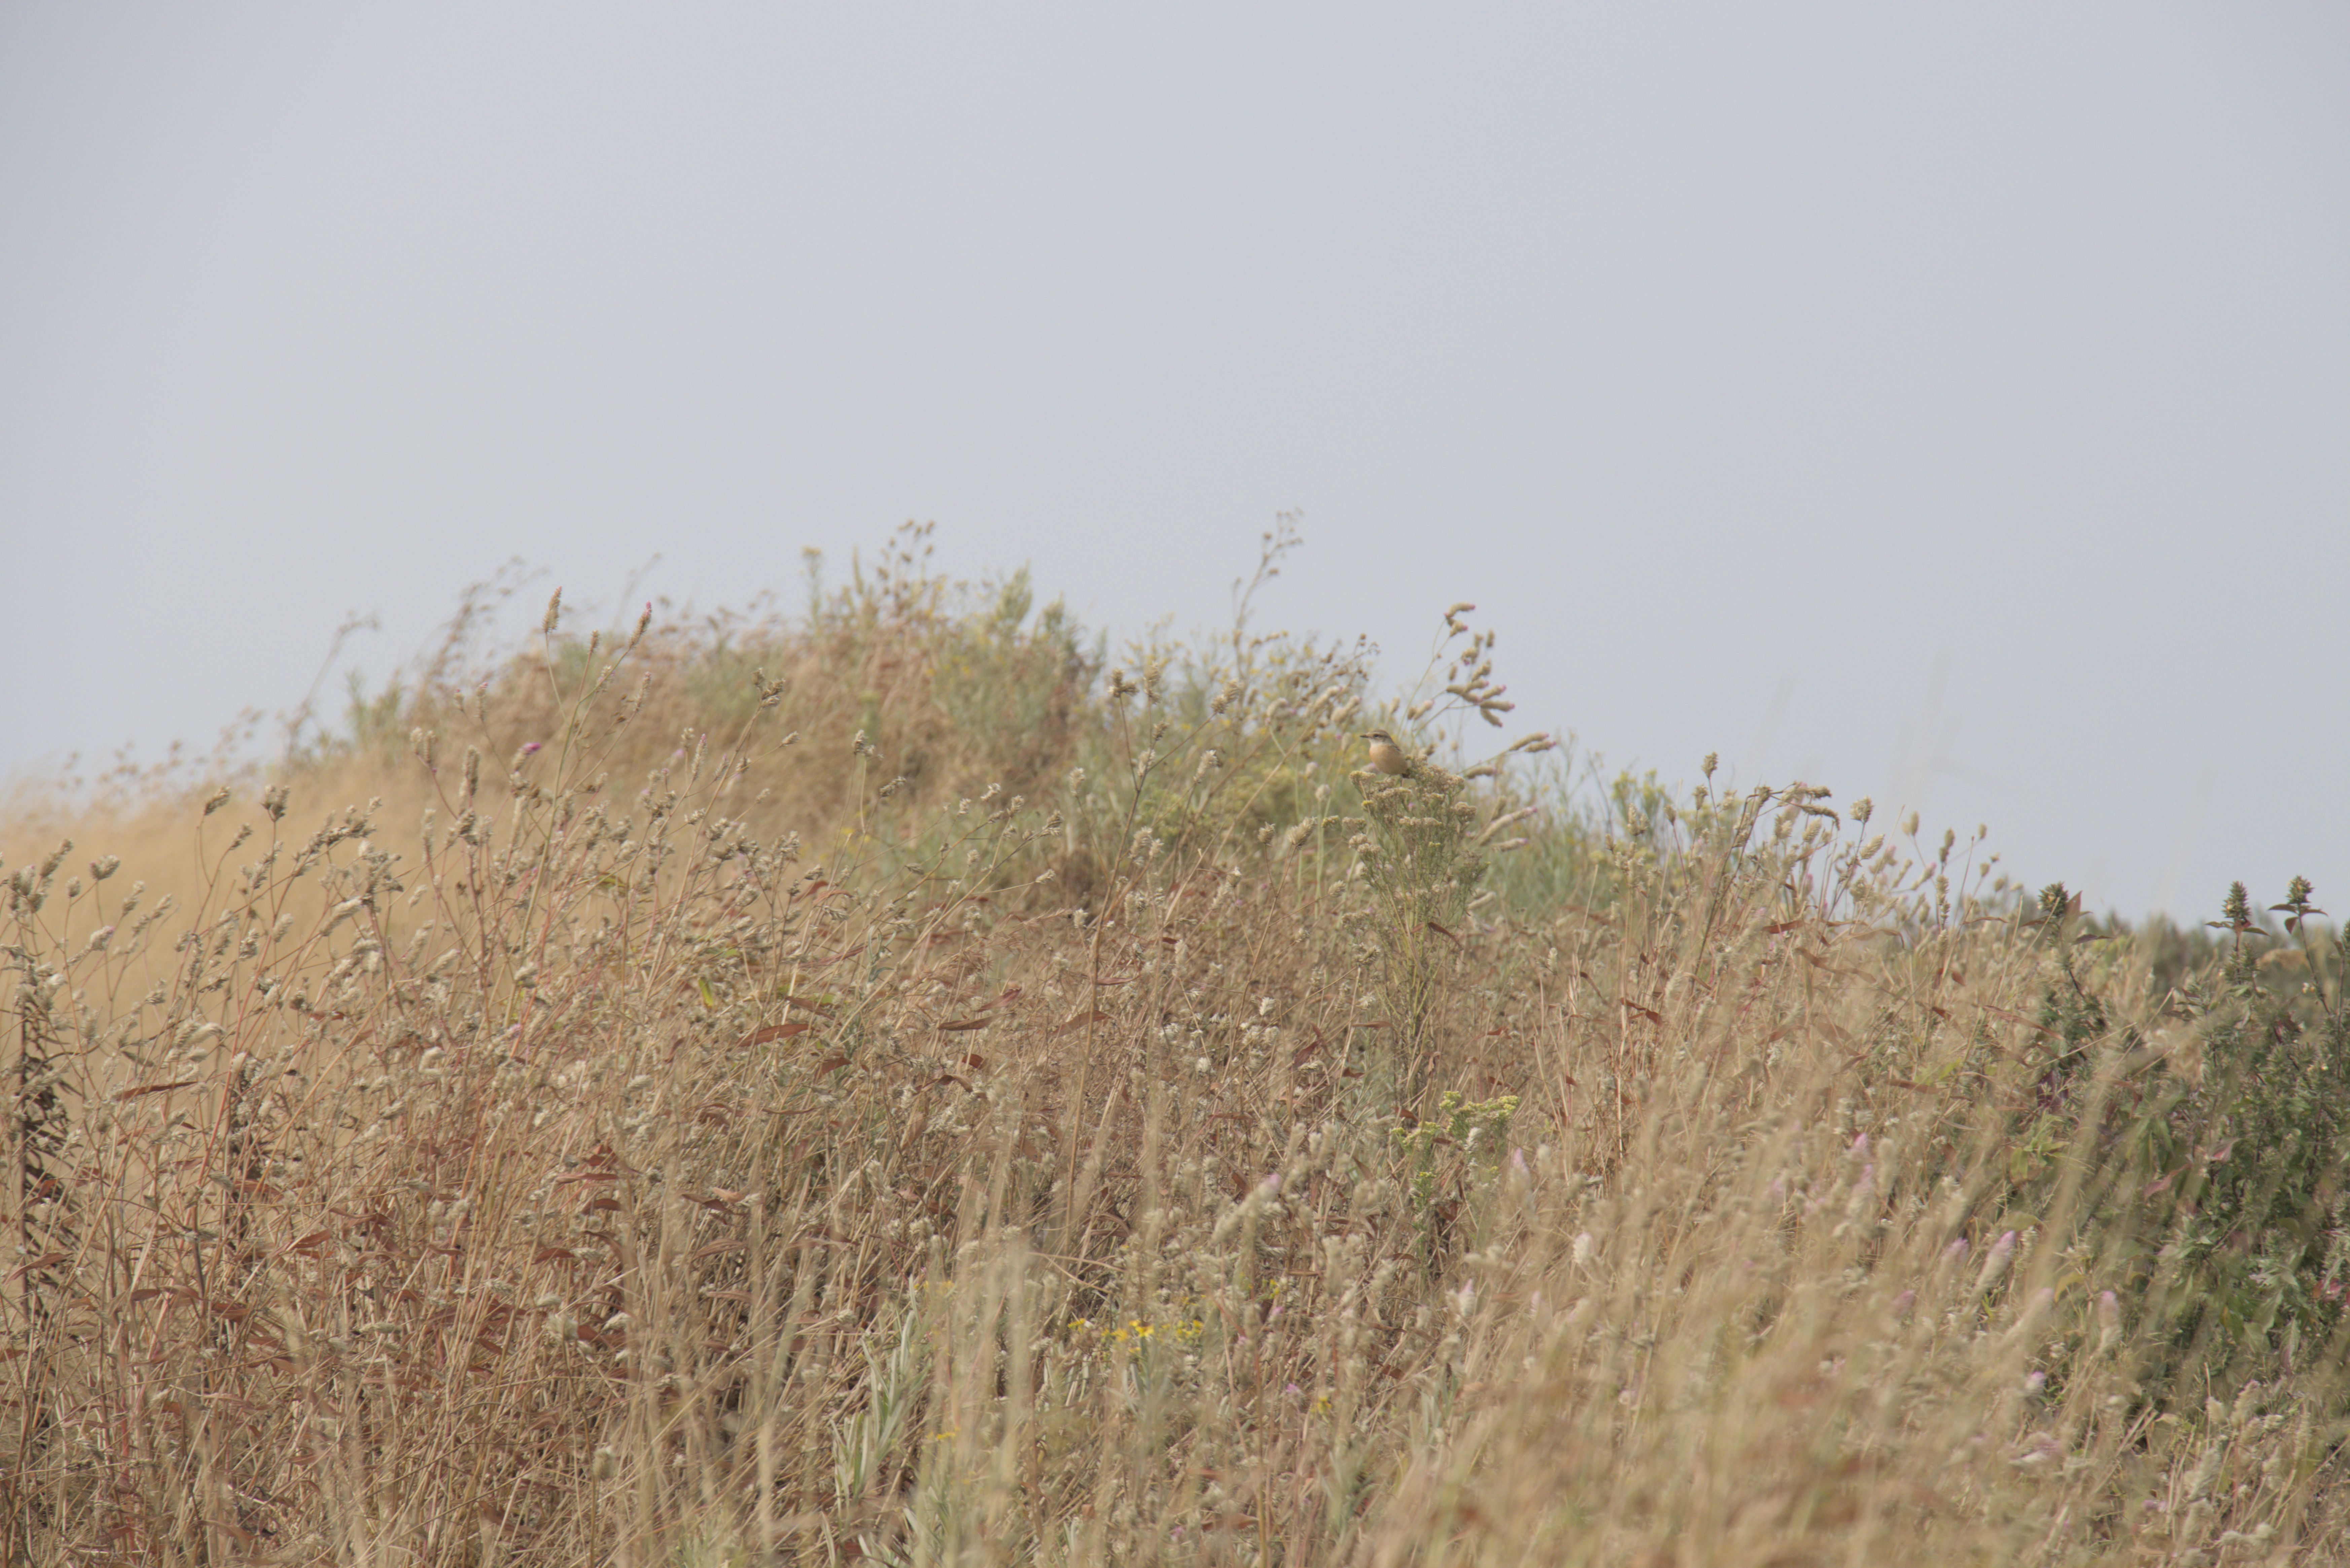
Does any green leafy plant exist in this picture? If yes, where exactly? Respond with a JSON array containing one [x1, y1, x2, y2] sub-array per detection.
[[2155, 879, 2350, 1360]]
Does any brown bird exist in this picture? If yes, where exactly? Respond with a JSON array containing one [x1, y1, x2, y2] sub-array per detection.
[[1359, 729, 1412, 776]]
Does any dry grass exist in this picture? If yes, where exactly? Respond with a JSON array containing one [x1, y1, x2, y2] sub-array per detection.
[[5, 531, 2347, 1565]]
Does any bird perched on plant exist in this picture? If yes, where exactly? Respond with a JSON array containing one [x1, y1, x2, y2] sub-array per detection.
[[1359, 729, 1413, 776]]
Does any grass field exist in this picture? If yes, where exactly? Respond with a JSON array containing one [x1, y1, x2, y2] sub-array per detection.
[[6, 528, 2347, 1565]]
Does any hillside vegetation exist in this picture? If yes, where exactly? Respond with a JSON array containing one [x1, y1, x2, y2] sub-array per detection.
[[5, 525, 2347, 1566]]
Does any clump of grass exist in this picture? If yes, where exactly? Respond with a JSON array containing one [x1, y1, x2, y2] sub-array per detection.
[[4, 532, 2347, 1565], [1349, 755, 1486, 1097]]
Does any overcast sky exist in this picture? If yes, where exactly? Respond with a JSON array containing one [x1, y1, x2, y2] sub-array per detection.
[[3, 5, 2344, 921]]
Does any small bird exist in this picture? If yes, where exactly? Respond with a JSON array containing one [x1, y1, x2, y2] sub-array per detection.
[[1359, 729, 1413, 776]]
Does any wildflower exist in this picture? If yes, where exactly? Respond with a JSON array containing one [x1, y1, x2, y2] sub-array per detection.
[[1974, 1231, 2016, 1295]]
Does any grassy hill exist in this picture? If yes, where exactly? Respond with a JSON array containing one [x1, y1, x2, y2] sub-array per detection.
[[5, 527, 2346, 1565]]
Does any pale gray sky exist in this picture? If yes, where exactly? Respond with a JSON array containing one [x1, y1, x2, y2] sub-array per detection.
[[3, 5, 2345, 920]]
